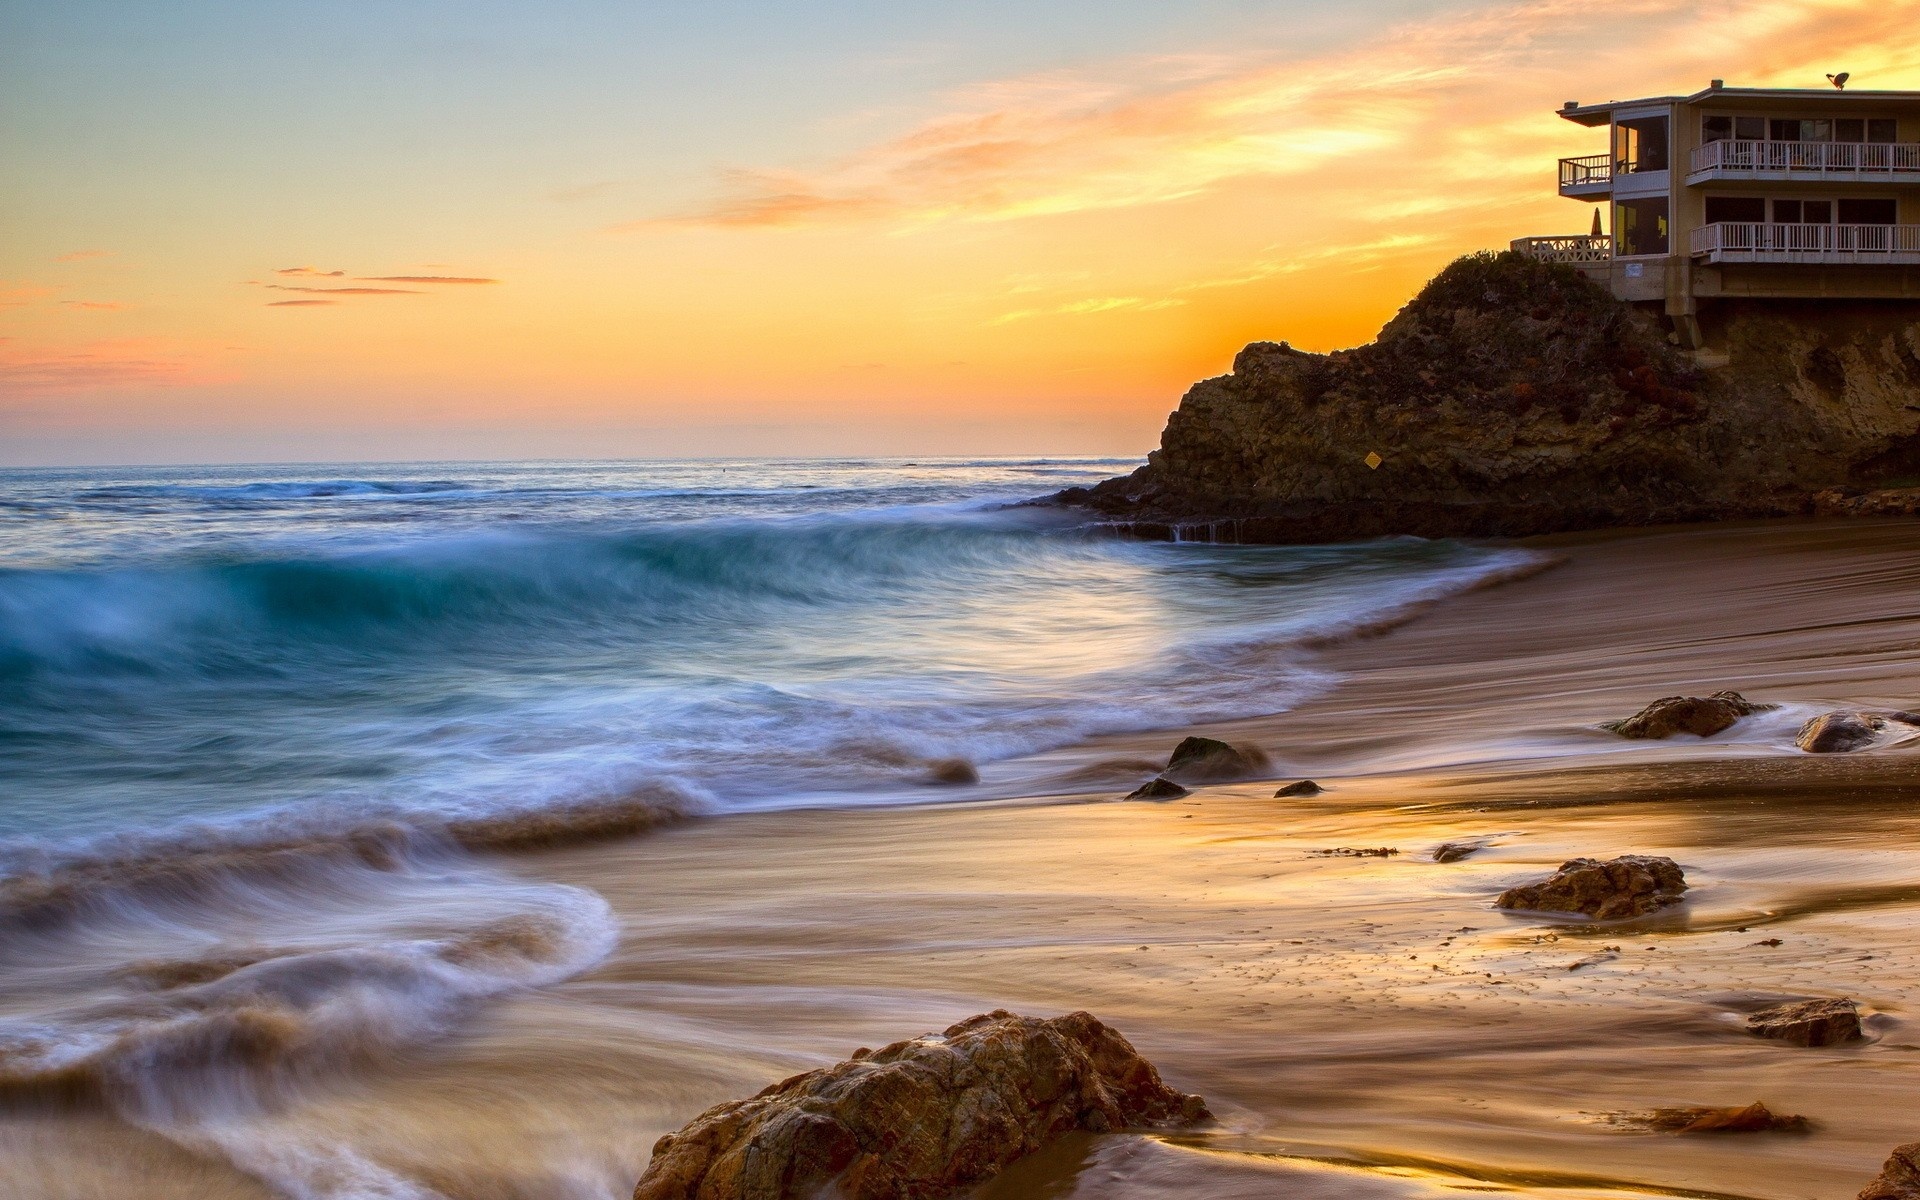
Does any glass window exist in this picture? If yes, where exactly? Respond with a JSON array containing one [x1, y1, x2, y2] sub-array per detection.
[[1868, 119, 1898, 143], [1837, 118, 1865, 142], [1703, 115, 1733, 144], [1773, 199, 1802, 222], [1803, 199, 1833, 224], [1838, 198, 1898, 224], [1706, 196, 1766, 223], [1735, 116, 1766, 139], [1802, 119, 1833, 142], [1615, 197, 1670, 255], [1614, 116, 1669, 172], [1770, 118, 1799, 141]]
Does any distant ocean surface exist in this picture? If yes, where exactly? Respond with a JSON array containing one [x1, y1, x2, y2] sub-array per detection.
[[0, 458, 1536, 869]]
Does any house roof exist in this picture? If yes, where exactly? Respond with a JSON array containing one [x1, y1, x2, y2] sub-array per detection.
[[1557, 86, 1920, 127]]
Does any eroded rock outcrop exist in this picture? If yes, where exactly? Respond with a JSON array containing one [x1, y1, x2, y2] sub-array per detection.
[[631, 1010, 1209, 1200], [1125, 777, 1189, 801], [1059, 253, 1920, 543], [1617, 1102, 1808, 1134], [1605, 691, 1773, 739], [1861, 1143, 1920, 1199], [1748, 997, 1863, 1046], [1496, 855, 1686, 920], [1273, 779, 1322, 797]]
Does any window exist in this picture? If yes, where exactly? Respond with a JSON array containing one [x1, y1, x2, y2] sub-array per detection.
[[1736, 116, 1766, 140], [1703, 115, 1732, 144], [1615, 197, 1670, 255], [1838, 198, 1898, 224], [1770, 118, 1834, 142], [1773, 198, 1802, 223], [1837, 118, 1865, 142], [1705, 196, 1766, 223], [1614, 116, 1669, 172], [1868, 119, 1898, 144]]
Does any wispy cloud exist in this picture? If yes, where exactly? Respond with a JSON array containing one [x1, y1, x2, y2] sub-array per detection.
[[275, 266, 346, 277], [1, 281, 55, 308], [0, 338, 212, 393], [60, 300, 128, 311], [632, 0, 1920, 235], [355, 275, 499, 284], [54, 250, 113, 263], [264, 284, 419, 295], [990, 296, 1186, 326], [267, 299, 338, 307]]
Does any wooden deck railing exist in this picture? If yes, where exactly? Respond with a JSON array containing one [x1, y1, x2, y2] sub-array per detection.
[[1691, 222, 1920, 262], [1690, 139, 1920, 176], [1558, 153, 1612, 192], [1510, 234, 1612, 263]]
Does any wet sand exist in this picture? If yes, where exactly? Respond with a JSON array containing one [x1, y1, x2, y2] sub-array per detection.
[[9, 517, 1920, 1199]]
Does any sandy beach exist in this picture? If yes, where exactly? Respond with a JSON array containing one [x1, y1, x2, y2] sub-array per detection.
[[10, 516, 1920, 1199]]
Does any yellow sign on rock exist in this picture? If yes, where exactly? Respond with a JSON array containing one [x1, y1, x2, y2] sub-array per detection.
[[1364, 451, 1383, 470]]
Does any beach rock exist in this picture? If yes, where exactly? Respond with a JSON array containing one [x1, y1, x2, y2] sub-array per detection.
[[1273, 780, 1321, 797], [924, 759, 980, 785], [1055, 250, 1920, 545], [1626, 1102, 1808, 1134], [1433, 842, 1483, 863], [1748, 998, 1863, 1046], [1797, 711, 1884, 753], [1162, 736, 1270, 784], [1126, 777, 1189, 801], [1860, 1143, 1920, 1199], [1604, 691, 1771, 740], [1495, 855, 1686, 921], [630, 1010, 1210, 1200]]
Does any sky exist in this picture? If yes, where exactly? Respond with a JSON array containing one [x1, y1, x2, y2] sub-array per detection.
[[4, 0, 1919, 465]]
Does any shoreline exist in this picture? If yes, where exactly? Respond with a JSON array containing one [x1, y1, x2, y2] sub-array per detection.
[[10, 515, 1920, 1198]]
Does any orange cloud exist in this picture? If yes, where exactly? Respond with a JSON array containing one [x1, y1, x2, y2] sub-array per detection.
[[355, 275, 499, 284], [61, 300, 127, 311], [0, 339, 211, 394], [267, 299, 337, 307], [264, 284, 419, 295], [1, 281, 55, 307], [275, 266, 346, 277], [638, 0, 1920, 237]]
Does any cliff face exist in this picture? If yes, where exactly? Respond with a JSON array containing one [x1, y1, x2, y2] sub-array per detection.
[[1064, 253, 1920, 541]]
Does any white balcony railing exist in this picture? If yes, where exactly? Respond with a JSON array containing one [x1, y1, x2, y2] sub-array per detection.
[[1511, 234, 1612, 263], [1690, 139, 1920, 177], [1558, 153, 1612, 193], [1690, 221, 1920, 264]]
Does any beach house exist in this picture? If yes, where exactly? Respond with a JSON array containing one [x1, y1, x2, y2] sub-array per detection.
[[1512, 82, 1920, 346]]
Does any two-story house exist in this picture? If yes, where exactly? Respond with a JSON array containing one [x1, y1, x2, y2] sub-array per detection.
[[1513, 81, 1920, 347]]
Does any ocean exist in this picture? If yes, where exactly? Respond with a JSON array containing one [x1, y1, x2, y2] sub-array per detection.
[[0, 457, 1540, 1190]]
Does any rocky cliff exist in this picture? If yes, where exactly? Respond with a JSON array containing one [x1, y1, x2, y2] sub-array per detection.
[[1061, 252, 1920, 542]]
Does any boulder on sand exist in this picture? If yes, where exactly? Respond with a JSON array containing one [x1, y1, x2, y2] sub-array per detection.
[[1861, 1143, 1920, 1199], [1748, 997, 1863, 1046], [1495, 855, 1686, 920], [1603, 691, 1772, 739], [1163, 736, 1270, 784], [1797, 711, 1885, 753], [1273, 780, 1321, 797], [1625, 1102, 1807, 1134], [631, 1010, 1210, 1200], [1126, 777, 1189, 801], [924, 759, 980, 785]]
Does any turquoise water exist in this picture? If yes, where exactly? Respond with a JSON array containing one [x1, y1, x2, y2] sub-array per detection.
[[0, 457, 1534, 867]]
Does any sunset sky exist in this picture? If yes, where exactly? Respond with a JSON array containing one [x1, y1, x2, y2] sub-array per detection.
[[5, 0, 1919, 464]]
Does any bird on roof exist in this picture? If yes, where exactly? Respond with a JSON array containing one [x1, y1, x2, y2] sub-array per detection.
[[1828, 72, 1850, 89]]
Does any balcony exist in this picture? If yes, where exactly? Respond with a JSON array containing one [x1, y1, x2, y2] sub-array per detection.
[[1688, 139, 1920, 184], [1558, 153, 1612, 198], [1690, 221, 1920, 264], [1511, 234, 1611, 264]]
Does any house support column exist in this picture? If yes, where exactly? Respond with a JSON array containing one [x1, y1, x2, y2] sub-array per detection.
[[1664, 256, 1704, 349]]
